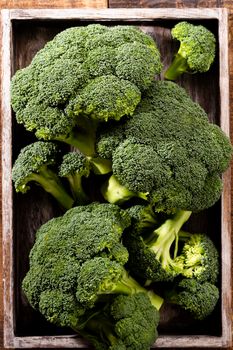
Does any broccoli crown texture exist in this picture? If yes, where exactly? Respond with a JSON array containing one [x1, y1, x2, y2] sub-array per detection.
[[11, 24, 162, 145], [78, 293, 160, 350], [59, 152, 90, 178], [175, 233, 219, 284], [22, 203, 131, 311], [165, 21, 216, 80], [76, 256, 163, 310], [167, 278, 219, 320], [99, 81, 232, 211], [110, 293, 160, 349], [12, 141, 74, 209]]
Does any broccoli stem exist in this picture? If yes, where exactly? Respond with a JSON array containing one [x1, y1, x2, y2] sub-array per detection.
[[164, 53, 189, 81], [66, 174, 89, 204], [113, 269, 163, 310], [88, 157, 112, 175], [147, 210, 192, 267], [61, 129, 96, 157], [102, 175, 148, 204], [31, 166, 74, 209]]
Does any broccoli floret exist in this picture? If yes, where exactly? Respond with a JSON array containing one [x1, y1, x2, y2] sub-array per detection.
[[99, 81, 232, 212], [66, 75, 141, 122], [125, 204, 160, 234], [124, 210, 191, 282], [12, 141, 74, 210], [76, 256, 163, 310], [166, 278, 219, 320], [59, 152, 90, 204], [165, 21, 216, 80], [110, 293, 160, 349], [78, 293, 160, 350], [175, 232, 219, 284], [11, 24, 162, 154]]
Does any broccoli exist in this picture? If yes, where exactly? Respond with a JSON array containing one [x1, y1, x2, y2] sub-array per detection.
[[124, 210, 191, 282], [12, 141, 74, 210], [166, 278, 219, 320], [76, 256, 163, 310], [62, 293, 159, 350], [99, 81, 232, 212], [174, 232, 219, 284], [59, 152, 90, 204], [165, 21, 216, 80], [22, 203, 163, 348], [11, 24, 162, 156], [125, 204, 161, 234]]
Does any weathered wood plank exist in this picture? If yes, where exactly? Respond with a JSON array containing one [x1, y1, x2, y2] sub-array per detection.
[[0, 0, 108, 9], [1, 7, 232, 350]]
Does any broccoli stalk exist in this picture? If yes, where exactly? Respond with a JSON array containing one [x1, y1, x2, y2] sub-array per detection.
[[147, 210, 192, 266], [124, 210, 192, 283], [29, 165, 74, 210], [12, 141, 74, 210], [102, 175, 148, 204], [164, 53, 189, 81]]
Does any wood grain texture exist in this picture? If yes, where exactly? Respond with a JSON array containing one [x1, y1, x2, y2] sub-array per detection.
[[0, 0, 108, 9]]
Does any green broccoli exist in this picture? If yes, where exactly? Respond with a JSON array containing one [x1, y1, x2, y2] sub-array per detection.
[[166, 278, 219, 320], [99, 81, 232, 212], [124, 210, 191, 282], [165, 21, 216, 80], [59, 152, 90, 204], [125, 204, 161, 234], [67, 293, 159, 350], [11, 24, 162, 155], [174, 232, 219, 284], [76, 256, 163, 310], [12, 141, 74, 210]]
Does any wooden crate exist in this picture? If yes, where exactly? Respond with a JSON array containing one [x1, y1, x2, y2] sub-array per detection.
[[1, 8, 232, 349]]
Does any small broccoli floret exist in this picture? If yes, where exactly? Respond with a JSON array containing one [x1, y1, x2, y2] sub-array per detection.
[[165, 21, 216, 80], [12, 141, 74, 210], [124, 210, 191, 282], [79, 293, 160, 350], [110, 293, 160, 349], [166, 278, 219, 320], [76, 257, 163, 310], [59, 152, 90, 204], [66, 75, 141, 122], [175, 232, 219, 283], [112, 139, 171, 194]]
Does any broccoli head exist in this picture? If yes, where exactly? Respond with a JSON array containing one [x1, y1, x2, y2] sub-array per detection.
[[12, 141, 74, 210], [165, 21, 216, 80], [11, 24, 162, 155], [166, 278, 219, 320], [99, 81, 232, 213]]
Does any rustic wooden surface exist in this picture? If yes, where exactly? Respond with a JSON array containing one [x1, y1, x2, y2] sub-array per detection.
[[0, 0, 233, 349]]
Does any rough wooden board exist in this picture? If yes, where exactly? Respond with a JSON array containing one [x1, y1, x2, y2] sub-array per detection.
[[0, 0, 108, 9], [0, 1, 233, 350]]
